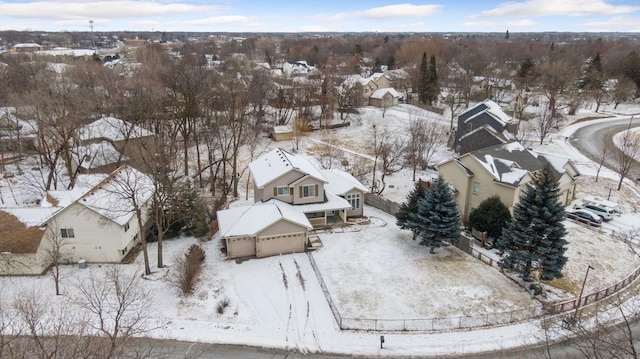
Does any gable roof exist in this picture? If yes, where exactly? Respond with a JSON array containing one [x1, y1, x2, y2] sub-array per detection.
[[41, 165, 153, 227], [217, 200, 312, 238], [320, 169, 368, 195], [459, 99, 512, 127], [468, 141, 575, 186], [370, 87, 401, 99], [78, 116, 153, 143], [249, 148, 327, 189]]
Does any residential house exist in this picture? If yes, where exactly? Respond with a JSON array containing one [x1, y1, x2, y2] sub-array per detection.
[[0, 108, 37, 152], [437, 141, 580, 223], [74, 116, 154, 173], [453, 99, 517, 155], [0, 165, 153, 275], [217, 148, 367, 259], [271, 125, 293, 141], [10, 43, 43, 54], [369, 88, 401, 108]]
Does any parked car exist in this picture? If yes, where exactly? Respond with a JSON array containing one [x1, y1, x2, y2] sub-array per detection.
[[574, 203, 614, 221], [566, 209, 603, 226]]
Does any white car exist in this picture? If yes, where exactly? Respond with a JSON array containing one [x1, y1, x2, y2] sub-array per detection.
[[574, 203, 614, 221]]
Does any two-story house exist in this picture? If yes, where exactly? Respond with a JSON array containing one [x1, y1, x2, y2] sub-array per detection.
[[0, 165, 153, 275], [438, 141, 580, 223], [217, 148, 367, 259], [453, 99, 518, 155]]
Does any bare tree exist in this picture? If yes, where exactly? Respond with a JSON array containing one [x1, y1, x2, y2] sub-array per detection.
[[75, 266, 157, 359], [405, 112, 446, 182], [90, 166, 154, 275], [610, 125, 640, 190], [532, 103, 559, 145], [371, 125, 405, 194], [40, 221, 71, 296], [611, 77, 637, 110]]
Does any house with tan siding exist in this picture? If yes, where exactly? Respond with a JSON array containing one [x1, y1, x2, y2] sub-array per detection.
[[438, 142, 580, 223], [218, 148, 367, 259]]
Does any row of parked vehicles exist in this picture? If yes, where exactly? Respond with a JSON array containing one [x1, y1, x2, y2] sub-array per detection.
[[565, 196, 618, 227]]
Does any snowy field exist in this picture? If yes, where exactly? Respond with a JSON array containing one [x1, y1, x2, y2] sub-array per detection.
[[3, 101, 640, 356]]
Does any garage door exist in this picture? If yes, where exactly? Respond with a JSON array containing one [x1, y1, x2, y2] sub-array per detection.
[[227, 237, 256, 259], [256, 232, 305, 258]]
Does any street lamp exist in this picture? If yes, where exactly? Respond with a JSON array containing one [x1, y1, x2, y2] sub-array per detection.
[[371, 124, 377, 194], [572, 265, 595, 323]]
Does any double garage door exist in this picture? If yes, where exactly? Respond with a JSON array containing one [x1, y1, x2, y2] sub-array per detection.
[[227, 232, 306, 259], [256, 232, 305, 258]]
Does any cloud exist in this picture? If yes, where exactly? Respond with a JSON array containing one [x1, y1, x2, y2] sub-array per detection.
[[578, 16, 640, 32], [185, 15, 250, 26], [505, 19, 536, 27], [358, 3, 442, 20], [477, 0, 640, 18], [462, 21, 498, 28], [0, 1, 215, 20]]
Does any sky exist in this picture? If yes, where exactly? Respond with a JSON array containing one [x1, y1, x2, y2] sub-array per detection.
[[0, 0, 639, 33]]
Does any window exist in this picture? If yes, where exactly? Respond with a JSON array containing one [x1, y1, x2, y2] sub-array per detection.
[[300, 184, 317, 198], [124, 223, 130, 232], [347, 193, 361, 210], [473, 182, 480, 195], [467, 123, 473, 131], [60, 228, 75, 238], [276, 186, 290, 196]]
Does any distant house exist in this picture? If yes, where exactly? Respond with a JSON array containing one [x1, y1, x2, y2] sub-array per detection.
[[10, 43, 43, 54], [0, 165, 154, 275], [453, 99, 517, 155], [369, 88, 401, 108], [437, 141, 580, 222], [217, 148, 367, 259], [271, 125, 293, 142], [74, 116, 153, 173]]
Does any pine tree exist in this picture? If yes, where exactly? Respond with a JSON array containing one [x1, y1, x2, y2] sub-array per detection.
[[418, 52, 429, 104], [407, 177, 460, 254], [426, 54, 439, 105], [498, 164, 568, 280], [396, 181, 427, 239], [468, 195, 512, 240]]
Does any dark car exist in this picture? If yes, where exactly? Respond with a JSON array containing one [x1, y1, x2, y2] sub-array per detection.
[[566, 209, 603, 226]]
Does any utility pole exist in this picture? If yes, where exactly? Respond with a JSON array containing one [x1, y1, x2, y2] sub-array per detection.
[[89, 20, 95, 50]]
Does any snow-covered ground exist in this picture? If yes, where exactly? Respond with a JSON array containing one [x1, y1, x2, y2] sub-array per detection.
[[3, 101, 640, 356]]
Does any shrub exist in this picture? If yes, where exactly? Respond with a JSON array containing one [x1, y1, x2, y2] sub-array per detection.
[[173, 244, 206, 296], [468, 195, 512, 241], [216, 297, 230, 314]]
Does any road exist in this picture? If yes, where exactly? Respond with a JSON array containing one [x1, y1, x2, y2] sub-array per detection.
[[571, 116, 640, 178]]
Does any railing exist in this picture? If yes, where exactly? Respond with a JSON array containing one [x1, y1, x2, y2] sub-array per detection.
[[307, 252, 343, 328], [306, 247, 640, 333]]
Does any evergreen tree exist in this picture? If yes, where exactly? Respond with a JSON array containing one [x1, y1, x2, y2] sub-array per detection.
[[498, 164, 568, 280], [468, 195, 512, 241], [418, 52, 429, 104], [407, 177, 460, 254], [505, 29, 510, 40], [623, 50, 640, 93], [396, 181, 427, 239], [426, 54, 439, 105]]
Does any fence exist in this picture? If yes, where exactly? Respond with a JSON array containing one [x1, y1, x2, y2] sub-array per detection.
[[307, 252, 343, 328], [364, 193, 401, 215]]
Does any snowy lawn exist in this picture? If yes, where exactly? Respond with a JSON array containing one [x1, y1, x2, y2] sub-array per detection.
[[313, 207, 535, 320]]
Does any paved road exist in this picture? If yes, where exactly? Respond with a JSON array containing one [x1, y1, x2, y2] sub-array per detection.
[[571, 116, 640, 178]]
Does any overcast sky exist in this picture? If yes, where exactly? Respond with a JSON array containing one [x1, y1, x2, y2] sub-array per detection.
[[1, 0, 639, 33]]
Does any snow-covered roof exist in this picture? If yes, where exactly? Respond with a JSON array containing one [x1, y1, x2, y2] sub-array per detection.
[[320, 169, 368, 196], [76, 165, 154, 226], [469, 142, 574, 186], [78, 117, 153, 143], [293, 191, 352, 214], [41, 174, 107, 209], [73, 141, 126, 170], [273, 125, 292, 134], [461, 100, 512, 127], [0, 207, 60, 228], [217, 200, 312, 238], [249, 148, 327, 189], [370, 87, 401, 99]]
